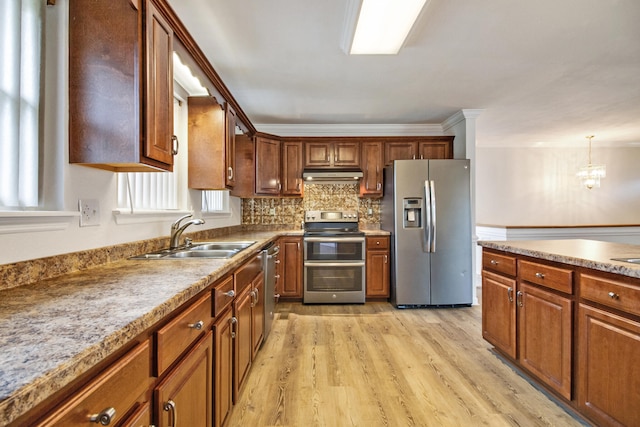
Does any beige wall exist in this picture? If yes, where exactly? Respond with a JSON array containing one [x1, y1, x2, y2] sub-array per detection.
[[476, 146, 640, 226]]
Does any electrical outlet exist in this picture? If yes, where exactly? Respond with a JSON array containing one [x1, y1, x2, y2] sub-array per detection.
[[79, 199, 100, 227], [269, 208, 276, 215]]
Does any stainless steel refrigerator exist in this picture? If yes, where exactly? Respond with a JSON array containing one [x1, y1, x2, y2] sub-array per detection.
[[381, 159, 472, 307]]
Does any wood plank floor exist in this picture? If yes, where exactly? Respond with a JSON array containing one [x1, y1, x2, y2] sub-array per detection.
[[227, 302, 587, 427]]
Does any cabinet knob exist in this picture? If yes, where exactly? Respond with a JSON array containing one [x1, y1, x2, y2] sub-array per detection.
[[608, 291, 619, 299], [188, 320, 204, 330], [90, 407, 116, 425], [224, 290, 235, 298], [535, 272, 545, 279], [490, 259, 498, 265]]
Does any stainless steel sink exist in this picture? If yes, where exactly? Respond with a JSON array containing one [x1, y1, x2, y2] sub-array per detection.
[[611, 257, 640, 264], [130, 241, 256, 260]]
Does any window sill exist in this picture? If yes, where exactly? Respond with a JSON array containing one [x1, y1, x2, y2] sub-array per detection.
[[112, 209, 192, 225], [0, 211, 80, 234]]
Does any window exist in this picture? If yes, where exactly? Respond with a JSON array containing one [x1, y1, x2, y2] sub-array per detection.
[[0, 0, 43, 209], [202, 190, 228, 213], [117, 172, 178, 212]]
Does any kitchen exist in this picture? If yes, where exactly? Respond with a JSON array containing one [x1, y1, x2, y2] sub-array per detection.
[[2, 0, 640, 426]]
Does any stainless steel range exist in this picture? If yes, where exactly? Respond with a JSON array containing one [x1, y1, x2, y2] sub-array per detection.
[[303, 210, 366, 304]]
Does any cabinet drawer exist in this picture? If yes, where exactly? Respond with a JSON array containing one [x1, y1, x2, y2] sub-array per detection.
[[235, 253, 262, 294], [156, 292, 213, 376], [367, 236, 389, 250], [580, 273, 640, 317], [213, 275, 235, 317], [519, 260, 573, 294], [36, 341, 151, 427], [482, 251, 516, 276]]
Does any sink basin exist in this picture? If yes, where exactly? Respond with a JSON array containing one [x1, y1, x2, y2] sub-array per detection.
[[129, 241, 256, 260], [189, 241, 255, 251], [611, 257, 640, 264]]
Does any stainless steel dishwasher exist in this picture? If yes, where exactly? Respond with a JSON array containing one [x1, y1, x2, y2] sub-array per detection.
[[262, 241, 280, 342]]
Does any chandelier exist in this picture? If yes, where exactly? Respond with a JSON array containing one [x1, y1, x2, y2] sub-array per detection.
[[576, 135, 606, 189]]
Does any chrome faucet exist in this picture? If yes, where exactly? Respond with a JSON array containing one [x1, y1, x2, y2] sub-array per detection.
[[170, 214, 205, 249]]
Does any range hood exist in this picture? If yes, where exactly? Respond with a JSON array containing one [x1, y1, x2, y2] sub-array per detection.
[[302, 169, 363, 182]]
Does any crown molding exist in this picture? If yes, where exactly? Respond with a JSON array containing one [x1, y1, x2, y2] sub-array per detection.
[[442, 109, 484, 131], [254, 123, 444, 137]]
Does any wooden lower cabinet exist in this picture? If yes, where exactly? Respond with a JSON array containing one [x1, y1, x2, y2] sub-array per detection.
[[214, 308, 234, 427], [578, 304, 640, 427], [482, 270, 517, 359], [366, 237, 389, 297], [278, 236, 303, 299], [123, 401, 153, 426], [34, 341, 152, 427], [233, 286, 253, 402], [155, 330, 213, 427], [518, 283, 572, 400]]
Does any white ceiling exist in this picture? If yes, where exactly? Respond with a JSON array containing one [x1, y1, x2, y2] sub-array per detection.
[[167, 0, 640, 147]]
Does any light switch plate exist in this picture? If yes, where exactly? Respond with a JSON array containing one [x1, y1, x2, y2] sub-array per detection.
[[79, 199, 100, 227]]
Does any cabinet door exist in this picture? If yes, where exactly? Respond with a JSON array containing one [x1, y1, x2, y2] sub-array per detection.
[[518, 283, 572, 400], [187, 96, 226, 189], [333, 142, 360, 167], [155, 331, 213, 427], [233, 288, 253, 401], [251, 272, 265, 359], [366, 250, 389, 297], [122, 401, 152, 427], [418, 139, 452, 159], [255, 136, 281, 195], [360, 142, 383, 197], [304, 142, 332, 168], [225, 103, 237, 188], [482, 270, 517, 359], [384, 142, 417, 165], [145, 1, 174, 167], [578, 304, 640, 427], [281, 141, 303, 196], [280, 237, 303, 298], [214, 309, 234, 427]]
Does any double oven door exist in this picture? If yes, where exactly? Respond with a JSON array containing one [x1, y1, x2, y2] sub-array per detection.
[[303, 236, 365, 304]]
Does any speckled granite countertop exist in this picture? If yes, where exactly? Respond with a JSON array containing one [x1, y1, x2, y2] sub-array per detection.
[[0, 230, 299, 426], [479, 239, 640, 279]]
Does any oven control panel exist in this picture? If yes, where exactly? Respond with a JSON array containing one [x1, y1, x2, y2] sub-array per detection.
[[305, 210, 358, 222]]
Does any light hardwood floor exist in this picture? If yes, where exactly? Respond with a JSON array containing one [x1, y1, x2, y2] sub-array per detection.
[[228, 302, 586, 427]]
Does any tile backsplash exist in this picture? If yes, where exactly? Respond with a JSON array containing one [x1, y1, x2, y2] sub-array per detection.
[[241, 183, 381, 228]]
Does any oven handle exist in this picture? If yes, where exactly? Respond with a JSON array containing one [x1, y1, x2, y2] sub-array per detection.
[[303, 237, 365, 243], [304, 261, 365, 267]]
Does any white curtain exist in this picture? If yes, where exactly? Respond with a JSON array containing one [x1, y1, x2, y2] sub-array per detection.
[[0, 0, 42, 208], [117, 172, 178, 212]]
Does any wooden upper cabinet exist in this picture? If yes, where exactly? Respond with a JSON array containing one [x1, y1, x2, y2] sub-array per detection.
[[69, 0, 175, 172], [255, 136, 281, 195], [225, 104, 237, 188], [360, 142, 383, 197], [187, 97, 237, 190], [384, 137, 454, 165], [281, 141, 304, 197], [303, 141, 360, 169]]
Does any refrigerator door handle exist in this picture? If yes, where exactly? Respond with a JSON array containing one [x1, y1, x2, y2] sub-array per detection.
[[424, 180, 432, 252], [430, 180, 436, 252]]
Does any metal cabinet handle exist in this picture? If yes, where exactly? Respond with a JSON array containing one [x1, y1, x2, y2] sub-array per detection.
[[188, 320, 204, 330], [608, 291, 619, 299], [490, 259, 499, 265], [507, 287, 513, 302], [163, 400, 177, 427], [516, 291, 524, 307], [230, 316, 237, 338], [224, 290, 235, 298], [275, 259, 281, 264], [90, 407, 116, 425], [535, 272, 545, 279], [171, 135, 179, 155], [377, 182, 381, 190], [228, 166, 233, 180], [384, 255, 388, 263]]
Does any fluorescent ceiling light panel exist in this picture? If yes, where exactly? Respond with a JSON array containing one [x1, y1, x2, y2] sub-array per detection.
[[350, 0, 428, 54]]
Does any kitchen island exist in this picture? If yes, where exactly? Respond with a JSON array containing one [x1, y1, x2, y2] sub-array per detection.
[[479, 239, 640, 427]]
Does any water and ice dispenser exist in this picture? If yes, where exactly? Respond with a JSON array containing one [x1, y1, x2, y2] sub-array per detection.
[[403, 198, 422, 228]]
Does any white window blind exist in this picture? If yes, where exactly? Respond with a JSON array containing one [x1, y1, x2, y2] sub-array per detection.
[[0, 0, 42, 209], [202, 190, 228, 212], [117, 172, 178, 212]]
